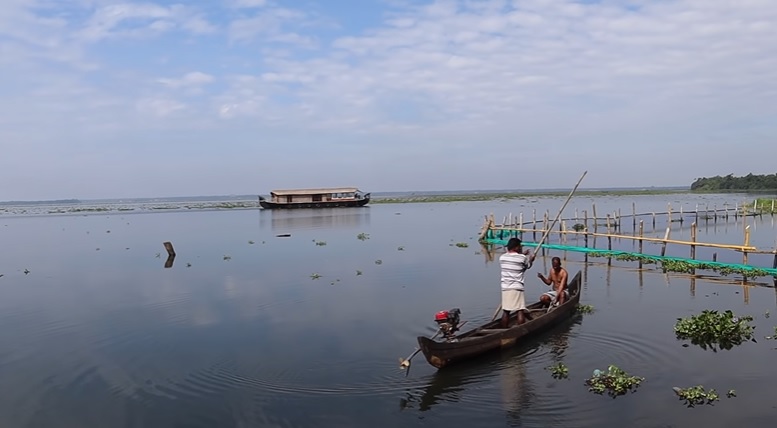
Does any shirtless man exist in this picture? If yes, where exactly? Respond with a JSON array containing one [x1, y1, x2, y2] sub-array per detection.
[[538, 257, 568, 306]]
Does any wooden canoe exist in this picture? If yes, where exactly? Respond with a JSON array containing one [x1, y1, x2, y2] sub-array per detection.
[[418, 270, 582, 369]]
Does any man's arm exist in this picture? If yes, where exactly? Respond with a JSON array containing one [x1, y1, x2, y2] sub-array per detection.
[[537, 272, 552, 285]]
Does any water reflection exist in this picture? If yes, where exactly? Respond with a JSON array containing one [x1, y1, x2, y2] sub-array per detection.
[[402, 316, 581, 419], [259, 207, 370, 231]]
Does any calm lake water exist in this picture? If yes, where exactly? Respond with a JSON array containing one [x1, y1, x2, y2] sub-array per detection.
[[1, 193, 777, 427]]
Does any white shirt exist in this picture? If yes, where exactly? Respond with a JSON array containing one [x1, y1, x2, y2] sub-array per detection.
[[499, 251, 532, 290]]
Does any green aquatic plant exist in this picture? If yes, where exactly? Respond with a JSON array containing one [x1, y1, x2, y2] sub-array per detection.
[[546, 362, 569, 379], [315, 241, 327, 246], [727, 389, 736, 398], [310, 273, 321, 280], [356, 270, 363, 276], [577, 304, 595, 314], [375, 259, 383, 265], [248, 240, 255, 244], [584, 252, 774, 278], [672, 385, 719, 407], [674, 310, 756, 351], [357, 233, 370, 241], [455, 242, 469, 248], [586, 365, 644, 397], [223, 255, 232, 260], [572, 223, 585, 231], [397, 246, 405, 251]]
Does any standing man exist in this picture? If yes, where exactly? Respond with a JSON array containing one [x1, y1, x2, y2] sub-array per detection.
[[539, 257, 568, 307], [499, 237, 537, 327]]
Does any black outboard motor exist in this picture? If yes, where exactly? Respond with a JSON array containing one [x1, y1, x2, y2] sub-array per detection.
[[434, 308, 462, 341]]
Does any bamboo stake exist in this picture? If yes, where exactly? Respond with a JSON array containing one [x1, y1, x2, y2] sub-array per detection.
[[744, 225, 751, 264], [632, 202, 637, 229], [660, 227, 671, 257], [532, 209, 537, 240], [668, 203, 672, 225], [690, 222, 697, 260], [638, 221, 644, 269], [592, 203, 597, 232]]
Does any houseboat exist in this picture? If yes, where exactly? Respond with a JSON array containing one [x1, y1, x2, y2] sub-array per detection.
[[258, 187, 371, 209]]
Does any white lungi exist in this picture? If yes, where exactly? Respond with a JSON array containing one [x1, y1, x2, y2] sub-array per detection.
[[502, 289, 526, 311]]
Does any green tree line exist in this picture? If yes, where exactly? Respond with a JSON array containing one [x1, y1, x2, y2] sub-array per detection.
[[690, 173, 777, 191]]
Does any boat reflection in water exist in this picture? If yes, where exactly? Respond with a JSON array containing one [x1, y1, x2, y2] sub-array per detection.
[[400, 315, 581, 421], [259, 207, 370, 232]]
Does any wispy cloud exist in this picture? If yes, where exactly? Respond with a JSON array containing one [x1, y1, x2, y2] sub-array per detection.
[[157, 71, 215, 89]]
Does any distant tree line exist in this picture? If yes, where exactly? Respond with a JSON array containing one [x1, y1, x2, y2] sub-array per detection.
[[690, 173, 777, 191]]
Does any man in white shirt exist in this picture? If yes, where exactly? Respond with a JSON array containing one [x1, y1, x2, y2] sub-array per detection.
[[499, 237, 537, 328]]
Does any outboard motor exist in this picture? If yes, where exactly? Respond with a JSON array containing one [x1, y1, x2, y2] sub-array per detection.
[[434, 308, 462, 341]]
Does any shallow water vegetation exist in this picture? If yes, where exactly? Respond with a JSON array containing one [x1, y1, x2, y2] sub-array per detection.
[[672, 385, 720, 407], [315, 241, 327, 246], [586, 365, 644, 397], [454, 242, 469, 248], [586, 252, 774, 278], [674, 310, 756, 351], [546, 362, 569, 379], [357, 233, 370, 241], [577, 304, 595, 314]]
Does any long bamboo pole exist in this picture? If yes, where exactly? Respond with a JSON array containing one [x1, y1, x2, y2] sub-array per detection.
[[487, 226, 758, 251], [491, 171, 588, 321]]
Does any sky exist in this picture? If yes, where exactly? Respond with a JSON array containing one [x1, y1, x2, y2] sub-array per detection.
[[1, 0, 776, 200]]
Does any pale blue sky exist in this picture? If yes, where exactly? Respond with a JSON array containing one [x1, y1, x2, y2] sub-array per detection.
[[2, 0, 776, 200]]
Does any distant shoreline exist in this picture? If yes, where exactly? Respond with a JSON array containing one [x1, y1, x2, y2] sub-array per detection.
[[4, 188, 775, 210]]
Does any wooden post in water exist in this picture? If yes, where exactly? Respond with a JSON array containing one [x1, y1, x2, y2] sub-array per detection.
[[519, 212, 523, 228], [583, 210, 588, 232], [695, 204, 699, 224], [660, 227, 671, 257], [652, 211, 656, 230], [617, 208, 622, 230], [562, 220, 567, 244], [714, 204, 718, 224], [607, 231, 613, 266], [679, 205, 684, 224], [163, 241, 176, 257], [667, 203, 672, 225], [772, 199, 775, 215], [638, 221, 644, 269], [584, 227, 589, 248], [632, 202, 637, 230], [606, 214, 611, 234], [163, 241, 176, 268], [592, 203, 598, 232], [713, 252, 717, 262], [532, 209, 537, 240], [743, 225, 751, 265], [735, 202, 739, 219], [690, 222, 697, 260]]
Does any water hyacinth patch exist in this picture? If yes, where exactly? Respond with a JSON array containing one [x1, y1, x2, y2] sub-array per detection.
[[674, 310, 756, 351], [585, 365, 644, 397], [546, 362, 569, 379], [672, 385, 720, 407]]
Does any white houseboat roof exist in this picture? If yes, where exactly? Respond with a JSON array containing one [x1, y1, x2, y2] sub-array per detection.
[[270, 187, 360, 196]]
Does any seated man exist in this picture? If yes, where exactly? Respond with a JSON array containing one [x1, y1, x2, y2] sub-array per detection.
[[538, 257, 568, 307]]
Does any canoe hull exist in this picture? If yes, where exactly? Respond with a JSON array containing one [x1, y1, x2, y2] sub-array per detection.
[[418, 271, 582, 369]]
